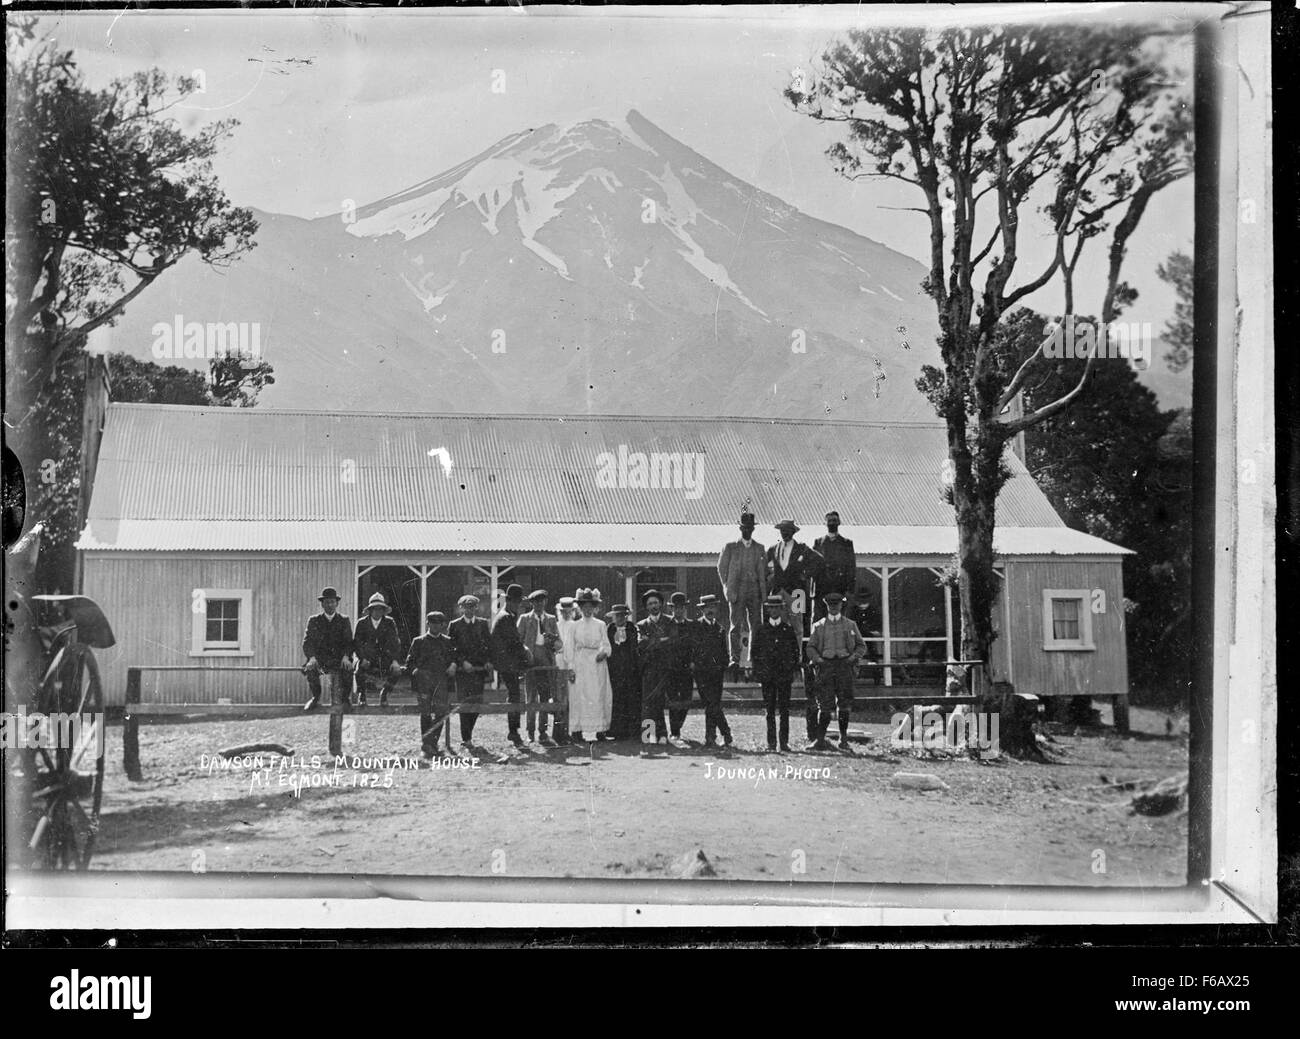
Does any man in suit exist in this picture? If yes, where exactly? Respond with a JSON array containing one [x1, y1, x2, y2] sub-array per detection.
[[404, 611, 458, 757], [302, 586, 355, 711], [665, 591, 696, 745], [751, 594, 801, 752], [605, 603, 640, 739], [806, 592, 867, 752], [635, 589, 678, 754], [717, 511, 766, 679], [353, 592, 403, 708], [448, 594, 492, 751], [491, 583, 532, 747], [765, 520, 823, 644], [691, 594, 732, 749], [812, 510, 858, 625], [516, 590, 562, 746]]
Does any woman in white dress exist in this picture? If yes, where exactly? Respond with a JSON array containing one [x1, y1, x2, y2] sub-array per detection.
[[562, 588, 613, 745]]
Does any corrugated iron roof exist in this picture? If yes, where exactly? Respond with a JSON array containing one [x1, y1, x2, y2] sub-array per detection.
[[80, 404, 1120, 553], [76, 521, 1128, 556]]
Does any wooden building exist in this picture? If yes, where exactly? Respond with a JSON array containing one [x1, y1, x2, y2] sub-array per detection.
[[78, 404, 1130, 705]]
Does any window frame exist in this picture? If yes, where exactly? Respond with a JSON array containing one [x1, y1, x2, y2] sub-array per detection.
[[190, 588, 254, 657], [1041, 589, 1095, 651]]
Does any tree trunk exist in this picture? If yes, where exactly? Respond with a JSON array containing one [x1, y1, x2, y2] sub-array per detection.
[[953, 459, 1043, 760]]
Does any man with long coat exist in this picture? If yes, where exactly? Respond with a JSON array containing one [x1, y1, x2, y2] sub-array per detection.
[[605, 603, 640, 739], [636, 589, 679, 752], [491, 583, 532, 746], [691, 594, 732, 748]]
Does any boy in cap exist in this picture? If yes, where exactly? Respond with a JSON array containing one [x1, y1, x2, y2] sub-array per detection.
[[448, 594, 492, 750], [302, 587, 355, 711], [517, 590, 561, 745], [751, 594, 801, 751], [806, 591, 866, 752], [691, 594, 732, 748], [404, 612, 458, 757], [491, 583, 532, 746], [353, 592, 403, 708]]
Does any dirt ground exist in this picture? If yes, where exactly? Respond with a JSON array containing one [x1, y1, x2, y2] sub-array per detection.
[[86, 699, 1189, 886]]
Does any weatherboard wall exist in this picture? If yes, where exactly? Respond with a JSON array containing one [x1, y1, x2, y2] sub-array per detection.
[[1002, 558, 1129, 699]]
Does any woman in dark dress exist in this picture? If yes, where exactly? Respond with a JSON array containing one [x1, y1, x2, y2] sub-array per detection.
[[605, 603, 641, 739]]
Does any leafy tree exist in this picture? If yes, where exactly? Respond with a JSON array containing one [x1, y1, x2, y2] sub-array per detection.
[[1004, 308, 1192, 704], [788, 24, 1191, 754], [4, 17, 257, 592], [1156, 250, 1193, 372]]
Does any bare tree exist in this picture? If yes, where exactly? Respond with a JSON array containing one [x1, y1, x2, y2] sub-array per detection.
[[787, 23, 1191, 754]]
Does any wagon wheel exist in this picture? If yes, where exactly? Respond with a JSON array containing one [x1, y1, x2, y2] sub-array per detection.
[[28, 642, 106, 870]]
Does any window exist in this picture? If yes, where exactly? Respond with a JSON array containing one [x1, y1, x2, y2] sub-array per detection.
[[190, 588, 253, 656], [1041, 589, 1094, 651], [205, 598, 241, 648]]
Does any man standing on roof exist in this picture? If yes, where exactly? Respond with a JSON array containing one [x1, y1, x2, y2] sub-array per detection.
[[717, 510, 766, 680], [302, 586, 356, 711], [765, 520, 822, 645]]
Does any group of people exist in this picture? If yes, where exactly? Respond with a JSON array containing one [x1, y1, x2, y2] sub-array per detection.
[[300, 511, 870, 759]]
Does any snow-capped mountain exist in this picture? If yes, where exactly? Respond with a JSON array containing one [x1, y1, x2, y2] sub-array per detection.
[[110, 109, 941, 419]]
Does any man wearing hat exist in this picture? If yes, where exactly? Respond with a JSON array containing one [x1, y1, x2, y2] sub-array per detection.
[[806, 591, 866, 752], [353, 592, 404, 708], [691, 594, 733, 748], [765, 520, 824, 644], [302, 587, 355, 711], [751, 593, 801, 751], [813, 511, 858, 626], [605, 602, 640, 739], [665, 591, 697, 745], [635, 589, 677, 750], [448, 594, 493, 749], [491, 584, 533, 746], [717, 512, 766, 677], [517, 590, 562, 746], [404, 612, 458, 757]]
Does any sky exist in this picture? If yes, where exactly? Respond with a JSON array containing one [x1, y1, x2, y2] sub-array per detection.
[[33, 4, 1199, 328]]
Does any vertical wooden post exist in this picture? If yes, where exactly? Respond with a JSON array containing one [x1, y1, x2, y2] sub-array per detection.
[[123, 667, 142, 781], [325, 672, 344, 758], [880, 567, 893, 688], [1112, 694, 1131, 735]]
